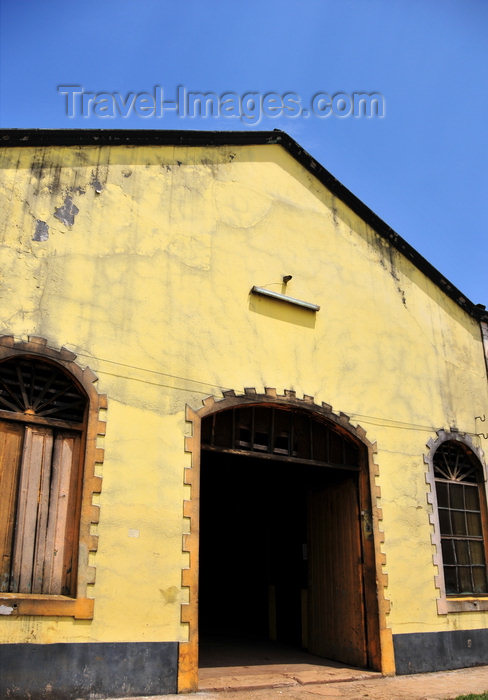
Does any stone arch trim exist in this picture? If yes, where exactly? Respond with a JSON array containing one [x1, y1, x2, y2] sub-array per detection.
[[425, 429, 488, 615], [0, 335, 106, 619], [178, 387, 393, 692]]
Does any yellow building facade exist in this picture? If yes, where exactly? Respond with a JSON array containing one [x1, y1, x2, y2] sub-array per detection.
[[0, 129, 487, 698]]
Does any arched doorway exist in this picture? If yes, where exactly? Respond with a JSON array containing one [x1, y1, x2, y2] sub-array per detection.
[[196, 399, 381, 672]]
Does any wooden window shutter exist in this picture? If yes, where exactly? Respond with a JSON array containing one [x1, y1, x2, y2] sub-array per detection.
[[0, 422, 24, 592], [0, 343, 105, 617], [10, 426, 54, 593], [42, 432, 81, 595], [9, 427, 81, 595]]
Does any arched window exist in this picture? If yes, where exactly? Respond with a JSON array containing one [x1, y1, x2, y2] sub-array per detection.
[[0, 338, 105, 618], [0, 356, 87, 596], [434, 440, 488, 596]]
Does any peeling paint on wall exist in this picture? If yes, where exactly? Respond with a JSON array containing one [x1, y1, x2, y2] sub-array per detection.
[[54, 196, 79, 227], [160, 586, 179, 605], [91, 176, 103, 194], [33, 220, 49, 242], [0, 605, 14, 615]]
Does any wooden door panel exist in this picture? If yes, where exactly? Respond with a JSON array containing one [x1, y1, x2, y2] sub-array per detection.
[[11, 426, 53, 593], [42, 433, 79, 594], [308, 476, 367, 667], [0, 422, 24, 592]]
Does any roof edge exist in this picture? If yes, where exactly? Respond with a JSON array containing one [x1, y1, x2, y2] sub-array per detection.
[[1, 128, 486, 322]]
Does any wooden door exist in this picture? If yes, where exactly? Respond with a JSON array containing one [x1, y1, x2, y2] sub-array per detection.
[[0, 422, 24, 592], [307, 476, 367, 667]]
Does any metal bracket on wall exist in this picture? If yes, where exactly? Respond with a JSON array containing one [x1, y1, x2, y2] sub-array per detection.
[[250, 286, 320, 312], [475, 415, 488, 440]]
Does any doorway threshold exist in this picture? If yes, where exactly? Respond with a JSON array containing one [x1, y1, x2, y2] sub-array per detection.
[[198, 639, 381, 692]]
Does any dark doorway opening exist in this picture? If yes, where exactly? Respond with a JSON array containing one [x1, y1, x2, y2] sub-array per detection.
[[199, 448, 365, 661], [198, 404, 377, 674]]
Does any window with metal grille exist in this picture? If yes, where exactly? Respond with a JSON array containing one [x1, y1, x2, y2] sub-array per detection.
[[434, 441, 488, 595], [201, 405, 360, 470], [0, 357, 87, 596]]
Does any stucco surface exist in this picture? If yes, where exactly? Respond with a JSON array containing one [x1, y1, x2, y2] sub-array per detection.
[[0, 143, 487, 647]]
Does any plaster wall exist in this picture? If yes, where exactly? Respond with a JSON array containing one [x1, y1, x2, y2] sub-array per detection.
[[0, 143, 487, 646]]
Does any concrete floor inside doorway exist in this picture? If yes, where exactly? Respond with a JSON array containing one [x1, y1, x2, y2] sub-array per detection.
[[198, 638, 380, 692]]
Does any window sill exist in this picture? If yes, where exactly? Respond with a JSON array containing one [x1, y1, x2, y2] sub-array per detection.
[[0, 594, 94, 619], [437, 597, 488, 614]]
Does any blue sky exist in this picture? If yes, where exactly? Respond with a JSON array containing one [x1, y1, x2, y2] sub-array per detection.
[[1, 0, 486, 306]]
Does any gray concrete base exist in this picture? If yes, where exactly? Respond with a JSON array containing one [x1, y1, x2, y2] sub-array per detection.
[[394, 628, 488, 674], [0, 641, 178, 699]]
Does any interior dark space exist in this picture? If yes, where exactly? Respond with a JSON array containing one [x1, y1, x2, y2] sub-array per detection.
[[198, 449, 355, 651]]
